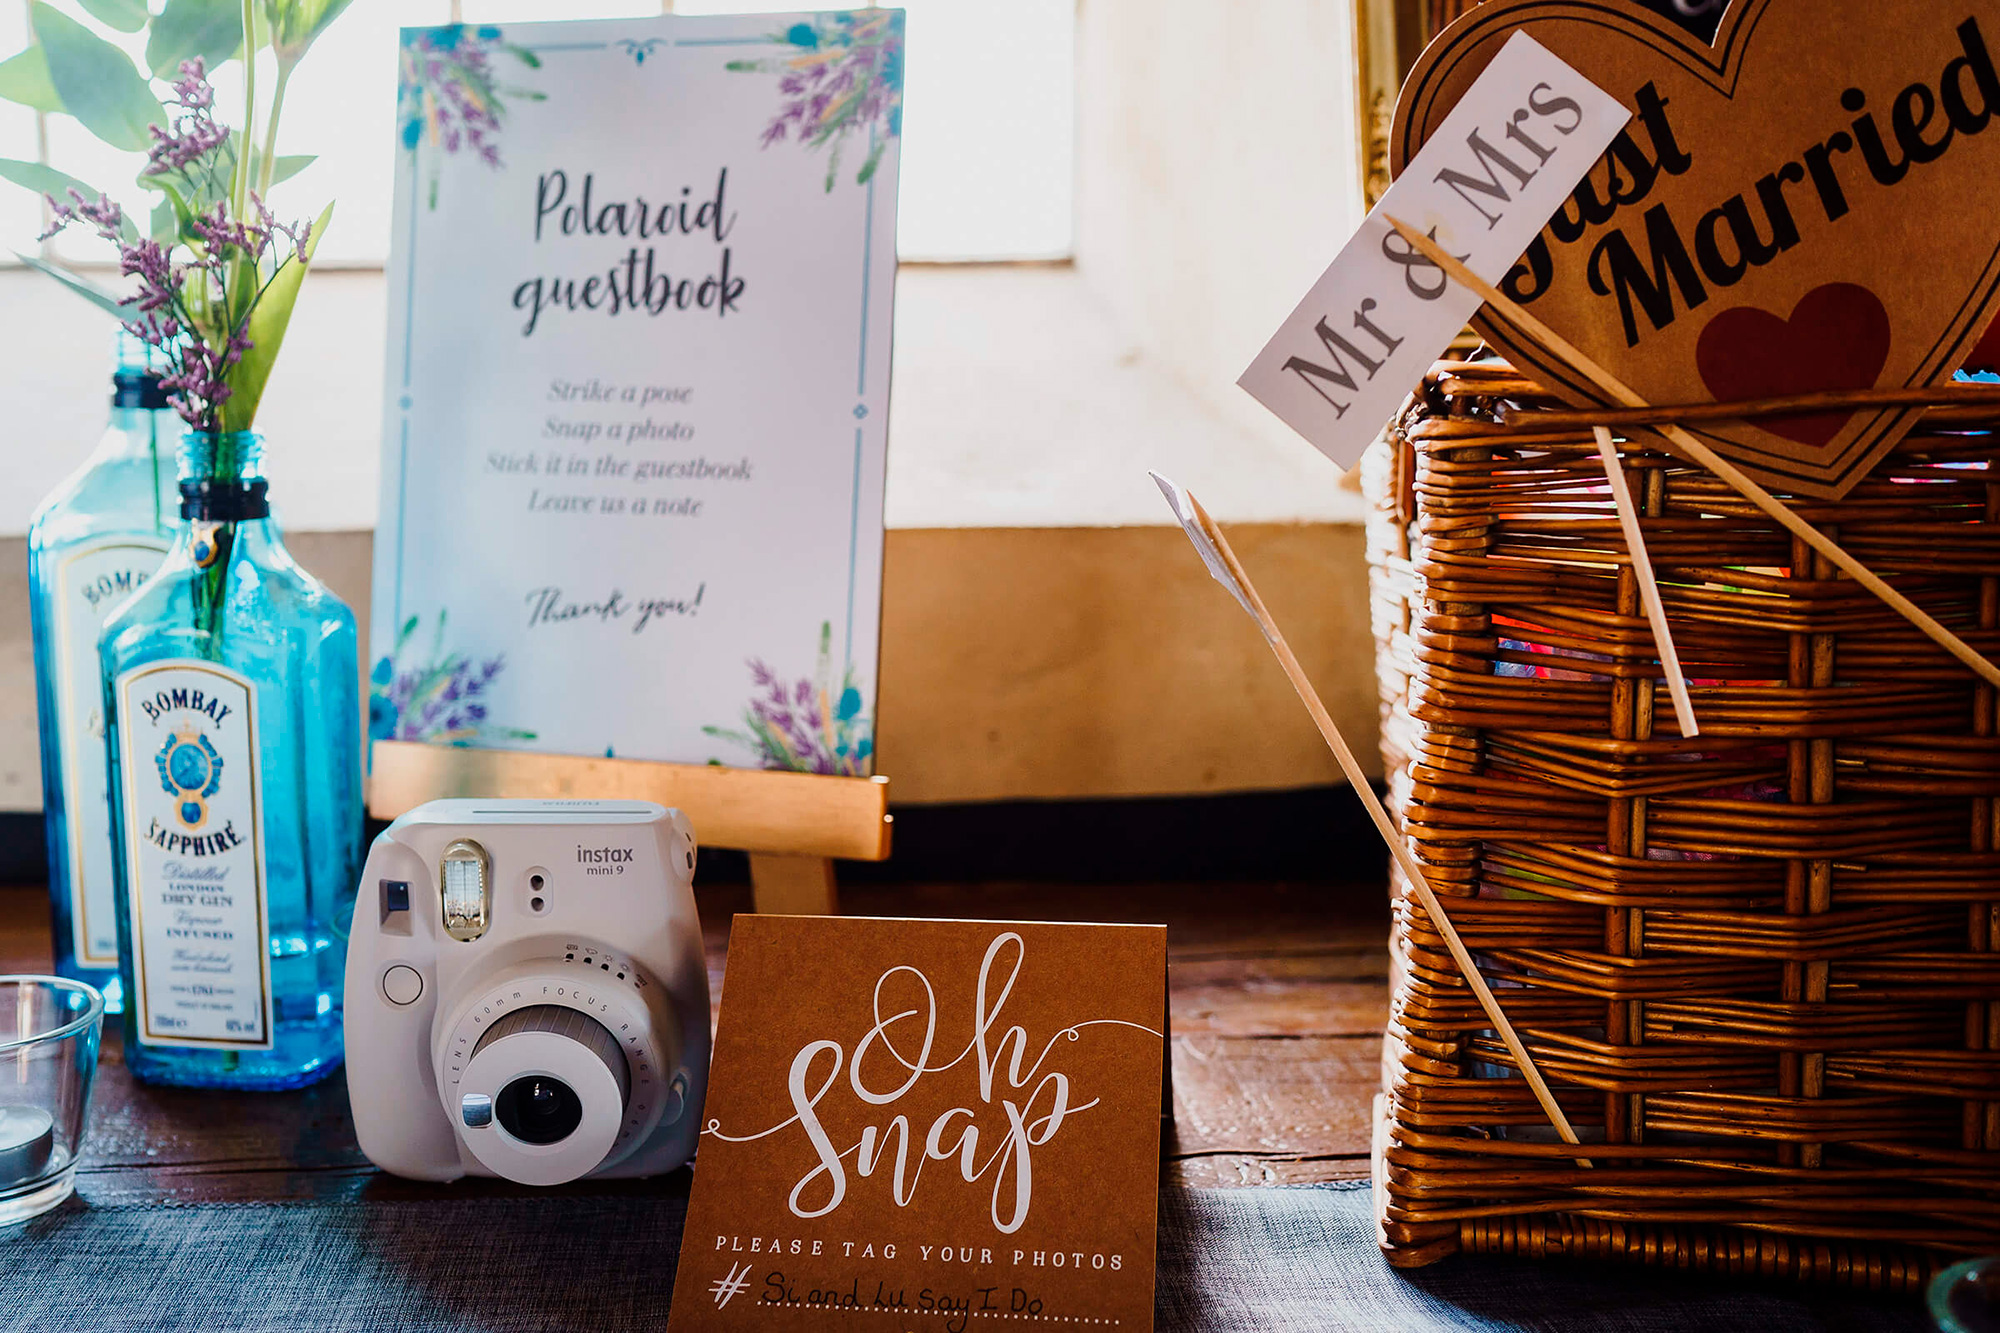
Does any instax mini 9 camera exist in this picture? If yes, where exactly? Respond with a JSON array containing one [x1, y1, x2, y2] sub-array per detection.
[[344, 799, 709, 1186]]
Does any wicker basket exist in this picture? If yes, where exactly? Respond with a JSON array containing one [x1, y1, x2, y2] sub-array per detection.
[[1362, 361, 2000, 1292]]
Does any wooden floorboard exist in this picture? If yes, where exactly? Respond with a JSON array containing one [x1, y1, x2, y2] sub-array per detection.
[[0, 876, 1388, 1202]]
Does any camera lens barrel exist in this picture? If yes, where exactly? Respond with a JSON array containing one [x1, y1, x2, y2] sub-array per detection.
[[455, 1004, 632, 1185], [473, 1004, 630, 1103]]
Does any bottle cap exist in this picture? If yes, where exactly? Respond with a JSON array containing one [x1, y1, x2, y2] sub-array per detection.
[[179, 478, 270, 521], [112, 371, 172, 411]]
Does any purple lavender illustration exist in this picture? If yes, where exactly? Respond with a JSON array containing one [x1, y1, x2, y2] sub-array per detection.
[[398, 25, 545, 207], [728, 11, 904, 191], [706, 622, 874, 775], [370, 611, 534, 746]]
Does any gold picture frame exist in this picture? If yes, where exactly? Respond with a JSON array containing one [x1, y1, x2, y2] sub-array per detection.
[[1353, 0, 1482, 207]]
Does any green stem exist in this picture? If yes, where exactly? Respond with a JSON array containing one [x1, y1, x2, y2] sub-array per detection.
[[257, 61, 292, 197], [235, 0, 256, 218], [191, 431, 244, 659], [192, 524, 236, 662], [148, 411, 162, 534], [215, 428, 241, 484]]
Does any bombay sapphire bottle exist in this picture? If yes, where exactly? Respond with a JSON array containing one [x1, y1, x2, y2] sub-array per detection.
[[27, 331, 182, 1012], [100, 430, 361, 1089]]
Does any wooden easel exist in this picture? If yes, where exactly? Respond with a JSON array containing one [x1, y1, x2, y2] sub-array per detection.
[[367, 740, 891, 915]]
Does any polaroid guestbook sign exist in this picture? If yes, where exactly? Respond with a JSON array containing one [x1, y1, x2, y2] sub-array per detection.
[[374, 12, 901, 773], [670, 917, 1170, 1332]]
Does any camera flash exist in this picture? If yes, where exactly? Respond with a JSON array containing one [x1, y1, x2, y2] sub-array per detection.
[[440, 839, 490, 942]]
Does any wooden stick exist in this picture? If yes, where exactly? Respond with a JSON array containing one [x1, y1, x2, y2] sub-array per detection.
[[1594, 426, 1699, 737], [1385, 215, 2000, 693], [1504, 383, 2000, 429], [1166, 483, 1588, 1158]]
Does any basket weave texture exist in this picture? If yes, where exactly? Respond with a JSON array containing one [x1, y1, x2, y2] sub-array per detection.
[[1362, 362, 2000, 1292]]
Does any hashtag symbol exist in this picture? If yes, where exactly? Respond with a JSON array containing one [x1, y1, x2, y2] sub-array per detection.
[[709, 1261, 753, 1309]]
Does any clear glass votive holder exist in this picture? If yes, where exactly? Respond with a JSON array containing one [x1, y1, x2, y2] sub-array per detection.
[[0, 976, 104, 1225], [1931, 1256, 2000, 1333]]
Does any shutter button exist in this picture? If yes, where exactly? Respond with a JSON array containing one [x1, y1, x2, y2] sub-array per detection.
[[382, 965, 424, 1006]]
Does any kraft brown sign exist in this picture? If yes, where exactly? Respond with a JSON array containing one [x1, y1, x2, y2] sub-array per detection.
[[1393, 0, 2000, 497], [669, 916, 1169, 1332]]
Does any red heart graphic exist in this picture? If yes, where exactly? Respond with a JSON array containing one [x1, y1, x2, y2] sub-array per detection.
[[1694, 284, 1891, 447], [1964, 312, 2000, 374], [1391, 0, 2000, 496]]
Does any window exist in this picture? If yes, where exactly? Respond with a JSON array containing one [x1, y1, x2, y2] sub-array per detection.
[[2, 0, 1075, 265], [1, 0, 1365, 540]]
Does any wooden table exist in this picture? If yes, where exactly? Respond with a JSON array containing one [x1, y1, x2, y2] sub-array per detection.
[[0, 878, 1388, 1204]]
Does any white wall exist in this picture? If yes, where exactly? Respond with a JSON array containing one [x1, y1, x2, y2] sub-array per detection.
[[1074, 0, 1366, 479], [0, 3, 1388, 813]]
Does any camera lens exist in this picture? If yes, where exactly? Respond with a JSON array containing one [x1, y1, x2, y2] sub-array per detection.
[[455, 1002, 637, 1185], [494, 1075, 584, 1145]]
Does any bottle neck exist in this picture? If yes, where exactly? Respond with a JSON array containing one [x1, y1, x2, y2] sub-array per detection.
[[102, 404, 180, 457], [102, 371, 179, 457], [178, 431, 271, 523]]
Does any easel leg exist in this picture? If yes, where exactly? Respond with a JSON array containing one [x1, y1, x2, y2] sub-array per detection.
[[748, 853, 840, 915]]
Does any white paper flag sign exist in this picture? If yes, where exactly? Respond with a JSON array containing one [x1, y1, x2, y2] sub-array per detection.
[[1238, 32, 1629, 467], [1150, 470, 1257, 620]]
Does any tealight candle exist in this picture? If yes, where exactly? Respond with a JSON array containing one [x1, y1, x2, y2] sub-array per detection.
[[0, 1104, 56, 1189]]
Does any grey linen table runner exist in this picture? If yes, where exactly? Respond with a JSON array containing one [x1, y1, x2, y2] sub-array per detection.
[[0, 1181, 1927, 1331]]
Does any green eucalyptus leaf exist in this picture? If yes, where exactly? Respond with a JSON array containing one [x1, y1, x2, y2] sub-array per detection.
[[233, 147, 311, 190], [13, 250, 128, 320], [77, 0, 149, 34], [855, 139, 885, 186], [149, 195, 175, 242], [218, 199, 332, 433], [30, 3, 165, 152], [0, 156, 96, 203], [156, 178, 199, 244], [147, 0, 245, 78], [0, 47, 61, 113], [0, 158, 136, 243]]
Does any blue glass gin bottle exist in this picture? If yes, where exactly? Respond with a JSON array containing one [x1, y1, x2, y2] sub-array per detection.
[[27, 332, 181, 1012], [100, 430, 362, 1089]]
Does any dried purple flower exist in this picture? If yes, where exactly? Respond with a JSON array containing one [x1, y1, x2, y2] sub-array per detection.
[[170, 58, 216, 110], [34, 58, 328, 432], [38, 187, 123, 244], [144, 59, 229, 179]]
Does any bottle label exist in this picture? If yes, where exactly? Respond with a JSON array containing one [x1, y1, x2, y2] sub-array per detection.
[[115, 660, 273, 1050], [54, 537, 168, 968]]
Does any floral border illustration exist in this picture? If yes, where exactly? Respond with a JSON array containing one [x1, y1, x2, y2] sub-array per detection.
[[397, 24, 546, 207], [705, 621, 874, 775], [728, 11, 904, 192], [370, 611, 535, 746]]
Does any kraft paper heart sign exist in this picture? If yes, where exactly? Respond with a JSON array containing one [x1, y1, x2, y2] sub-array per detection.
[[667, 916, 1169, 1331], [1392, 0, 2000, 497]]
